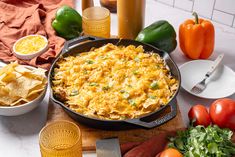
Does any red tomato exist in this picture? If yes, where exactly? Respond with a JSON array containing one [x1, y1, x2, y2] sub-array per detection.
[[209, 98, 235, 130], [188, 104, 211, 127], [159, 148, 183, 157]]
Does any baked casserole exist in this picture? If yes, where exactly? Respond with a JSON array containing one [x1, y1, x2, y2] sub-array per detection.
[[52, 43, 178, 120]]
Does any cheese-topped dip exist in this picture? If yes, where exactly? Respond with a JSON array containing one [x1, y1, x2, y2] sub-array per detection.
[[14, 35, 47, 54], [52, 44, 178, 120]]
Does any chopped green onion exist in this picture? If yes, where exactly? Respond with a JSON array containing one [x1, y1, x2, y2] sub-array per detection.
[[128, 99, 136, 106], [83, 70, 88, 74], [89, 82, 98, 86], [86, 60, 94, 64], [70, 89, 79, 96], [134, 57, 140, 62], [156, 65, 160, 68], [127, 84, 132, 88], [120, 90, 125, 93], [123, 92, 130, 99], [120, 115, 127, 119], [102, 86, 110, 91], [150, 81, 159, 90], [149, 95, 156, 99], [133, 70, 138, 75]]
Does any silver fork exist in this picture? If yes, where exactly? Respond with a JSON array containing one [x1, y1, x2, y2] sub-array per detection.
[[190, 54, 224, 94]]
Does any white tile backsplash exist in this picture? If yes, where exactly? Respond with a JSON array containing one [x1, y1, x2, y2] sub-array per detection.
[[212, 10, 234, 26], [193, 0, 215, 18], [215, 0, 235, 14], [155, 0, 235, 28], [174, 0, 193, 11], [157, 0, 174, 6]]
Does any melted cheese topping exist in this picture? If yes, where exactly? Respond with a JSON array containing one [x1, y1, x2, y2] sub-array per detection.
[[15, 35, 47, 54], [52, 44, 178, 120]]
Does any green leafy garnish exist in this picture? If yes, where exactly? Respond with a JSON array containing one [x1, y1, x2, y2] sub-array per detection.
[[150, 81, 159, 89], [168, 125, 235, 157]]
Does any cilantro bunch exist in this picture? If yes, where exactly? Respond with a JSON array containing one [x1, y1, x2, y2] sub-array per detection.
[[168, 125, 235, 157]]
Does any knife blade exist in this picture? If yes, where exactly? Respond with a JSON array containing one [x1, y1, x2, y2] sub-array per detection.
[[96, 138, 122, 157]]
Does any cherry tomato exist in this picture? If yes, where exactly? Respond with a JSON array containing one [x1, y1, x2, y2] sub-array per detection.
[[209, 98, 235, 130], [159, 148, 183, 157], [188, 104, 211, 127]]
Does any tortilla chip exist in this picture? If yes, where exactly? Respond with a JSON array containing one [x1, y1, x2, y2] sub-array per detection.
[[26, 93, 40, 101], [27, 88, 44, 98], [11, 98, 29, 106], [0, 62, 47, 107], [6, 76, 42, 98]]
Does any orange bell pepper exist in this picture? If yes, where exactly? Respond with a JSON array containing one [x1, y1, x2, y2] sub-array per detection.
[[179, 12, 215, 59]]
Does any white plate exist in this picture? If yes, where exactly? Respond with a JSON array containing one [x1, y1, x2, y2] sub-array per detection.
[[180, 60, 235, 99]]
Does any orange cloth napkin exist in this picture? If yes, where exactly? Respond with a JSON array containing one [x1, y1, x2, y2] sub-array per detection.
[[0, 0, 74, 70]]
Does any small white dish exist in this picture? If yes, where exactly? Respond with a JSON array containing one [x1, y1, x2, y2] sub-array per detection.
[[180, 60, 235, 99], [0, 88, 47, 116], [0, 64, 47, 116], [13, 34, 48, 60]]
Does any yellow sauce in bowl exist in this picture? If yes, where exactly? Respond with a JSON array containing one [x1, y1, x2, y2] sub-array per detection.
[[15, 35, 47, 55]]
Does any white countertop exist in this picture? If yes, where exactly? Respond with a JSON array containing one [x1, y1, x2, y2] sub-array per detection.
[[0, 0, 235, 157]]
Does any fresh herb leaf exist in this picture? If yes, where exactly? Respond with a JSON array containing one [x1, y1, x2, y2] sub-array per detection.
[[208, 143, 218, 154], [168, 125, 235, 157]]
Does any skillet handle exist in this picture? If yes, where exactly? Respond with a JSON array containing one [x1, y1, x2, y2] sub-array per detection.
[[62, 36, 103, 54], [125, 99, 177, 129]]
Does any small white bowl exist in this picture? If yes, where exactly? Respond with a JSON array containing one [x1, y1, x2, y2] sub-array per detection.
[[0, 64, 47, 116], [13, 35, 48, 60], [0, 87, 47, 116]]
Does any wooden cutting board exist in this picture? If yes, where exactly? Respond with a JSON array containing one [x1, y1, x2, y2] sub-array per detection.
[[47, 99, 185, 151]]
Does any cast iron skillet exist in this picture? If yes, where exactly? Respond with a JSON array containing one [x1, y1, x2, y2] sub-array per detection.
[[48, 36, 181, 130]]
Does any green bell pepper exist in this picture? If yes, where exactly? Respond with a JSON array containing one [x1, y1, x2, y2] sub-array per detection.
[[136, 20, 177, 53], [52, 5, 82, 40]]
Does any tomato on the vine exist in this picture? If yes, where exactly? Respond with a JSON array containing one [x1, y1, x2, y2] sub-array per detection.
[[188, 104, 211, 127], [209, 98, 235, 130]]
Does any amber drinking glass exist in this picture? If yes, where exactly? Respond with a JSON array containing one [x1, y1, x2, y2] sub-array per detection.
[[39, 121, 82, 157], [82, 6, 111, 38]]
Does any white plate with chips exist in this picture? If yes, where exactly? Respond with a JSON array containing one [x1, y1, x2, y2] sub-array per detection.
[[0, 62, 47, 116]]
